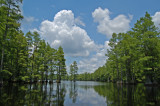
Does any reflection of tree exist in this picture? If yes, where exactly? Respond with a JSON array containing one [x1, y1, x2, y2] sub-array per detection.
[[93, 84, 160, 106], [1, 83, 160, 106], [69, 82, 78, 103], [145, 86, 160, 105], [0, 84, 41, 105], [24, 84, 42, 105], [0, 83, 67, 106], [56, 83, 66, 106], [48, 83, 54, 105]]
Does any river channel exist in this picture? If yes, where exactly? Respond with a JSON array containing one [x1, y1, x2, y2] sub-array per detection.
[[0, 81, 160, 106]]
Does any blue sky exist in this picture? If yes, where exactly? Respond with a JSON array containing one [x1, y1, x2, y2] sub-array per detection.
[[21, 0, 160, 73]]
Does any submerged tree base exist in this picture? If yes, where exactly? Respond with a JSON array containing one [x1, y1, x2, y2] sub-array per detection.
[[49, 81, 54, 84], [116, 81, 123, 85], [125, 80, 137, 85], [0, 82, 3, 87], [0, 80, 61, 85], [56, 80, 61, 83], [145, 82, 159, 86], [116, 80, 160, 86], [144, 79, 159, 86], [39, 80, 49, 84], [116, 80, 137, 85]]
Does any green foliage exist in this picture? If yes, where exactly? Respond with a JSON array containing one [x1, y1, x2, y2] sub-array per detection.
[[1, 70, 12, 80], [0, 0, 67, 83], [0, 0, 24, 82], [55, 46, 66, 82], [70, 61, 78, 81], [77, 12, 160, 84], [77, 65, 107, 81], [105, 12, 160, 84], [103, 12, 160, 84]]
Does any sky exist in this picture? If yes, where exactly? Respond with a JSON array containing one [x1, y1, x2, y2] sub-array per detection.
[[21, 0, 160, 74]]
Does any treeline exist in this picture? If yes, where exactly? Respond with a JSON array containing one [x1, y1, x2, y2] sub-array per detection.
[[78, 12, 160, 84], [0, 0, 66, 84], [77, 66, 107, 81]]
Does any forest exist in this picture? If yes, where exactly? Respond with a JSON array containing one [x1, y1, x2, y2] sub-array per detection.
[[0, 0, 67, 85], [1, 0, 160, 86], [77, 12, 160, 85]]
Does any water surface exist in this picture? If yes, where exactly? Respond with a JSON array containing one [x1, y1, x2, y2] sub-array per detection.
[[0, 81, 160, 106]]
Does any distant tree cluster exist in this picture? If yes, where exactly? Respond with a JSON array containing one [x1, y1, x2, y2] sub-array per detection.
[[0, 0, 66, 84], [77, 13, 160, 84], [77, 66, 107, 81]]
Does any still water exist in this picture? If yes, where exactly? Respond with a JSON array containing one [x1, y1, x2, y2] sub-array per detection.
[[0, 81, 160, 106]]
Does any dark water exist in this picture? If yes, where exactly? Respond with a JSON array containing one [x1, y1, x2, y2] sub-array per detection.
[[0, 81, 160, 106]]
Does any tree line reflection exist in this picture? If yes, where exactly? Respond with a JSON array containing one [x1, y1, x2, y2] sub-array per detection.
[[0, 83, 66, 106], [93, 83, 160, 106], [0, 82, 160, 106]]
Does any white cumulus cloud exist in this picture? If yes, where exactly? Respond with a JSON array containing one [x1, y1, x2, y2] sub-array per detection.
[[92, 7, 132, 38], [38, 10, 102, 57], [152, 12, 160, 28], [75, 16, 85, 26], [78, 41, 110, 73]]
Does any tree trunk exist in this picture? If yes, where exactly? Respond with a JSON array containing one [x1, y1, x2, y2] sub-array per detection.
[[126, 59, 131, 84], [116, 62, 119, 81], [16, 48, 20, 81], [121, 65, 123, 83]]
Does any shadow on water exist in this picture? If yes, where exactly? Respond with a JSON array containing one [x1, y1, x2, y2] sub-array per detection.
[[0, 81, 160, 106], [69, 81, 78, 103], [93, 83, 160, 106], [0, 83, 66, 106]]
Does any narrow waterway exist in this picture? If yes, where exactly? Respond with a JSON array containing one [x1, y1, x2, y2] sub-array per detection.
[[0, 81, 160, 106]]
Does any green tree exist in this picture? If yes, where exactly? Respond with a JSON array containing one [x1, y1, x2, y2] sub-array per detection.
[[0, 0, 23, 83], [132, 12, 160, 84], [72, 61, 78, 82], [70, 64, 74, 81], [105, 12, 160, 84], [70, 61, 78, 81], [56, 46, 66, 83], [88, 12, 160, 84], [25, 31, 41, 82]]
